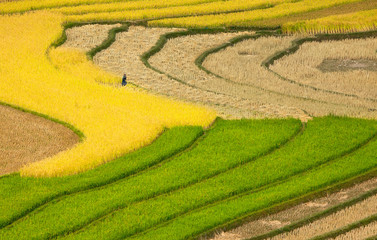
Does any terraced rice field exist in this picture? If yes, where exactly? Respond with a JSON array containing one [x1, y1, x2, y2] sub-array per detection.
[[1, 0, 377, 239]]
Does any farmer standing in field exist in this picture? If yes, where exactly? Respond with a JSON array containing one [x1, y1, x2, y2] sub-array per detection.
[[122, 73, 127, 86]]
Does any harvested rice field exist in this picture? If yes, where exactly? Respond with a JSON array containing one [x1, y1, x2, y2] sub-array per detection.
[[268, 194, 377, 240], [270, 38, 377, 101], [203, 35, 377, 118], [333, 221, 377, 240], [94, 26, 289, 119], [1, 0, 377, 239], [211, 177, 377, 240]]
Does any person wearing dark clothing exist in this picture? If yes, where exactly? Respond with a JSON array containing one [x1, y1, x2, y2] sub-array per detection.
[[122, 73, 127, 86]]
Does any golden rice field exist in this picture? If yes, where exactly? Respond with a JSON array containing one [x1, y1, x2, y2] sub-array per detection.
[[0, 0, 377, 239], [0, 12, 215, 177]]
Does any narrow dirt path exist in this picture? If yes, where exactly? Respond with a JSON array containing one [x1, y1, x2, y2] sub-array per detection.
[[0, 105, 79, 176]]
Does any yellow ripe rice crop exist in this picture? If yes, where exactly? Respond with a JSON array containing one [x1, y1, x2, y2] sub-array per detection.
[[50, 0, 220, 15], [49, 48, 121, 85], [148, 0, 363, 28], [0, 12, 216, 177], [65, 0, 291, 23], [283, 9, 377, 34], [0, 0, 139, 14]]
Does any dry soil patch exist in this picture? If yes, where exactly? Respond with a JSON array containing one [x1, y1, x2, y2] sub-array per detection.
[[0, 105, 79, 176], [318, 59, 377, 73]]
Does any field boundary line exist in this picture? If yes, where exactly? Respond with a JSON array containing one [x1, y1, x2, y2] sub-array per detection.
[[53, 121, 304, 239], [263, 30, 377, 104], [128, 128, 377, 240], [196, 31, 377, 112], [310, 213, 377, 240], [247, 185, 377, 240]]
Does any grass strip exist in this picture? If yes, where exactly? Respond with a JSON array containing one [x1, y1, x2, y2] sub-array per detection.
[[45, 117, 377, 240], [262, 30, 377, 104], [0, 119, 301, 240], [311, 213, 377, 240], [248, 185, 377, 240], [86, 23, 129, 60], [0, 125, 204, 229], [127, 131, 377, 240]]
